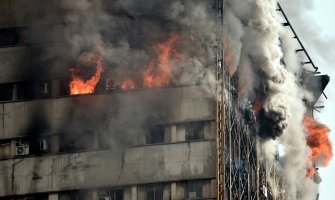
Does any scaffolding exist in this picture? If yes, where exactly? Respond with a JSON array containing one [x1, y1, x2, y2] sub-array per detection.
[[216, 1, 280, 199]]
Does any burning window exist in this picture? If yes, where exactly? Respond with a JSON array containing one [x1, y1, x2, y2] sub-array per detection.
[[185, 122, 204, 141], [146, 125, 165, 144], [146, 184, 163, 200], [69, 54, 103, 95], [186, 180, 203, 199]]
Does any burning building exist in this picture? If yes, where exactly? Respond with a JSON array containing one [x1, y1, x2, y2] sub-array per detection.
[[0, 0, 331, 200]]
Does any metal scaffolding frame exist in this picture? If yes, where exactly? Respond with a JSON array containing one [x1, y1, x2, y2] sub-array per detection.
[[216, 1, 281, 199]]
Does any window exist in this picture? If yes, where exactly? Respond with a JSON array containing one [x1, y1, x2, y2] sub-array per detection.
[[146, 125, 164, 144], [0, 28, 21, 47], [111, 189, 123, 200], [185, 122, 204, 141], [0, 84, 13, 101], [146, 184, 163, 200], [98, 189, 123, 200], [16, 81, 51, 100], [186, 180, 203, 199]]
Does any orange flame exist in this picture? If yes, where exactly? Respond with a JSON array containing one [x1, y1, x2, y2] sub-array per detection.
[[143, 33, 180, 88], [307, 167, 316, 178], [304, 115, 333, 166], [69, 54, 103, 95], [121, 79, 137, 90]]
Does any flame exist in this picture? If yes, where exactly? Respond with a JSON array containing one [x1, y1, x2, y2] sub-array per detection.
[[143, 33, 180, 88], [304, 115, 333, 166], [69, 54, 103, 95], [307, 167, 316, 178], [121, 79, 137, 90]]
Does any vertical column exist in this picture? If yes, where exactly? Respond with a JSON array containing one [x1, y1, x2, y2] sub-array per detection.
[[171, 182, 185, 200], [138, 130, 146, 145], [171, 182, 177, 200], [131, 185, 137, 200], [164, 126, 171, 143], [50, 134, 60, 153], [92, 131, 99, 150], [10, 140, 16, 157], [12, 84, 18, 101], [90, 190, 98, 200], [124, 187, 133, 200], [176, 125, 185, 142], [170, 125, 177, 142], [48, 193, 58, 200], [51, 79, 61, 97], [137, 186, 146, 200], [163, 183, 171, 200]]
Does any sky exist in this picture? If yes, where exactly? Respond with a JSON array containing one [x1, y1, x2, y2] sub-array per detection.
[[280, 0, 335, 199]]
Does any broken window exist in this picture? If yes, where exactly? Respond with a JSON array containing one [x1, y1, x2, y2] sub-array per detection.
[[146, 125, 164, 144], [186, 180, 203, 199], [185, 121, 204, 141], [146, 184, 163, 200]]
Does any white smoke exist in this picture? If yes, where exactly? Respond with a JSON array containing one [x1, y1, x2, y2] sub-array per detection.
[[225, 0, 318, 199]]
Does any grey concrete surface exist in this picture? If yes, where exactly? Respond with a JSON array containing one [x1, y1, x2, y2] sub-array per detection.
[[0, 140, 215, 197]]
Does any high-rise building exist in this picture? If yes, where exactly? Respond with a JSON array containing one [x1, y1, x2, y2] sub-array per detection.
[[0, 1, 330, 200]]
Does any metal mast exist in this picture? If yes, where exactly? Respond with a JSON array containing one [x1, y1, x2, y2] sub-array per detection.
[[216, 0, 225, 199]]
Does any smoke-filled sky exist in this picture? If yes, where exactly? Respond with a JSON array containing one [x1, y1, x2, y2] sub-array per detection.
[[280, 0, 335, 199]]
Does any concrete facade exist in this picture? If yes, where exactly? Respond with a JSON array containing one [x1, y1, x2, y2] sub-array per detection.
[[0, 85, 216, 199], [0, 0, 217, 199], [0, 141, 215, 196]]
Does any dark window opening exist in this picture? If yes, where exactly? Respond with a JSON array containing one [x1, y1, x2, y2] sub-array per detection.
[[17, 81, 51, 100], [59, 133, 95, 153], [98, 189, 124, 200], [0, 194, 48, 200], [186, 180, 203, 199], [67, 190, 87, 200], [0, 84, 13, 101], [185, 122, 204, 141], [0, 28, 21, 47], [111, 190, 123, 200], [146, 125, 164, 144], [29, 137, 51, 155], [146, 184, 163, 200], [62, 79, 71, 96]]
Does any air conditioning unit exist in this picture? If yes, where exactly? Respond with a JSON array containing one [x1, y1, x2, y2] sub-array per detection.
[[16, 144, 29, 155], [39, 139, 48, 151], [98, 196, 111, 200]]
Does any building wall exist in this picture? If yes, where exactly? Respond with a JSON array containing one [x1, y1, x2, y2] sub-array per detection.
[[0, 141, 215, 197], [0, 85, 215, 140]]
